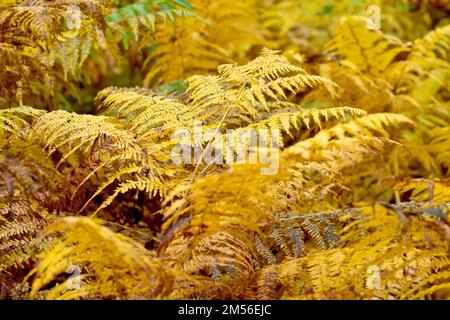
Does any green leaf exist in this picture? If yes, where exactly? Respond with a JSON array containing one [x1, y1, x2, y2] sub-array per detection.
[[122, 6, 136, 18], [105, 11, 123, 23], [171, 0, 193, 9], [316, 4, 334, 16]]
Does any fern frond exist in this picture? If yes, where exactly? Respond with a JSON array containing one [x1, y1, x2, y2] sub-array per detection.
[[327, 16, 410, 75], [413, 24, 450, 62], [95, 86, 191, 142], [143, 0, 263, 86], [255, 204, 449, 300], [0, 199, 51, 272], [185, 48, 338, 122], [394, 178, 450, 205], [182, 231, 256, 276], [250, 107, 366, 134], [0, 106, 44, 137], [28, 216, 176, 299], [313, 113, 414, 141], [33, 110, 140, 165], [88, 172, 169, 216], [0, 0, 113, 106]]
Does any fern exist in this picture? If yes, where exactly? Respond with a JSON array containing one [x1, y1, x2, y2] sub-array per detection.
[[0, 4, 450, 301], [0, 0, 114, 107], [27, 217, 176, 299], [106, 0, 196, 48], [327, 16, 411, 76]]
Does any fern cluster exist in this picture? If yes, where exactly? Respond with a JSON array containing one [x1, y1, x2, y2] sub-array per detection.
[[0, 0, 450, 300]]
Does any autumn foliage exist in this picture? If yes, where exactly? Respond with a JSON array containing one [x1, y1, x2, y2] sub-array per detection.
[[1, 0, 450, 300]]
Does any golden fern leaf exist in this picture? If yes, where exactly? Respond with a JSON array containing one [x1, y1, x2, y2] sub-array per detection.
[[0, 113, 68, 273], [401, 259, 450, 299], [394, 178, 450, 205], [186, 48, 338, 122], [0, 106, 44, 137], [86, 172, 169, 216], [312, 113, 414, 142], [327, 16, 410, 75], [256, 203, 450, 299], [32, 110, 141, 167], [413, 24, 450, 62], [0, 140, 61, 200], [249, 107, 366, 135], [179, 231, 256, 277], [162, 163, 287, 238], [31, 109, 177, 215], [161, 137, 388, 279], [143, 21, 231, 86], [204, 107, 366, 161], [0, 198, 51, 272], [0, 0, 113, 106], [28, 216, 176, 299], [218, 48, 305, 81], [95, 86, 192, 142], [0, 149, 61, 273], [285, 135, 393, 169], [303, 63, 395, 114]]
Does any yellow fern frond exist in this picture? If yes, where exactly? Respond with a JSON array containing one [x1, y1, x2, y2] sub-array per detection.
[[327, 16, 410, 75], [186, 48, 338, 122], [413, 24, 450, 62], [28, 216, 176, 299]]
